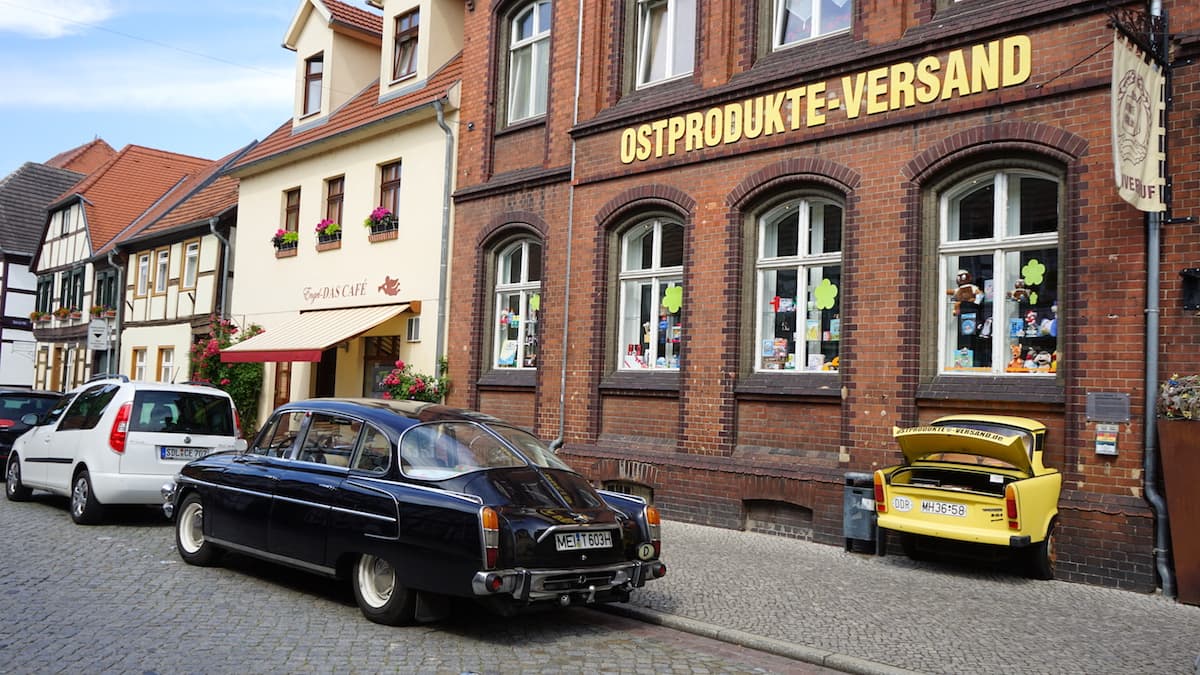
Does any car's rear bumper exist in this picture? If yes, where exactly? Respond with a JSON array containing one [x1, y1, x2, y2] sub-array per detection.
[[877, 514, 1039, 547], [471, 559, 667, 605], [90, 471, 177, 506]]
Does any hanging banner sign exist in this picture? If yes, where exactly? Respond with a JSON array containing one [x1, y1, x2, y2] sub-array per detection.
[[1111, 33, 1165, 212]]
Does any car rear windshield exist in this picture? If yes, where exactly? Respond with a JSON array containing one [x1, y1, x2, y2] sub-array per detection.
[[0, 394, 59, 426], [129, 390, 235, 435]]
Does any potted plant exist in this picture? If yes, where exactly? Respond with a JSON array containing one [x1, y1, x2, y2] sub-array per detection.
[[29, 310, 49, 323], [364, 207, 398, 240], [90, 304, 115, 318], [379, 358, 449, 403], [272, 229, 299, 256], [53, 306, 75, 320], [314, 219, 341, 250], [1156, 373, 1200, 605]]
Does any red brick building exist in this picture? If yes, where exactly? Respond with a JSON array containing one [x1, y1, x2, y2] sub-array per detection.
[[448, 0, 1200, 592]]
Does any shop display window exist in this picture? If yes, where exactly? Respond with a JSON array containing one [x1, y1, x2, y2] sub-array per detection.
[[618, 218, 684, 370], [755, 197, 842, 372], [493, 239, 542, 369], [938, 170, 1060, 375]]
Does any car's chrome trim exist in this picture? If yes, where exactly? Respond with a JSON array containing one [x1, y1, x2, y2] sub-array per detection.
[[178, 475, 271, 500], [182, 475, 398, 525], [471, 560, 662, 600], [206, 536, 337, 577], [331, 505, 395, 523], [349, 475, 483, 505]]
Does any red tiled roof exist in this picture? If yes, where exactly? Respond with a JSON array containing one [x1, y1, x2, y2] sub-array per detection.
[[43, 138, 117, 174], [231, 53, 462, 173], [55, 145, 212, 252], [323, 0, 382, 36]]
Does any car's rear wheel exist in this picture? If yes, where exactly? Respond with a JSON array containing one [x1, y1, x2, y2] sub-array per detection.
[[176, 493, 221, 566], [5, 455, 31, 501], [69, 469, 103, 525], [352, 553, 414, 625], [1026, 520, 1057, 580]]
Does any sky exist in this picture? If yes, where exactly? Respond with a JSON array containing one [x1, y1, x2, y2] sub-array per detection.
[[0, 0, 302, 177]]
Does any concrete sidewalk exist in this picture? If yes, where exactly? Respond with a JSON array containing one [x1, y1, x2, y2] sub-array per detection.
[[603, 521, 1200, 674]]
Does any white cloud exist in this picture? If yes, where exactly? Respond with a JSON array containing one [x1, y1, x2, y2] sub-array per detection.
[[0, 0, 117, 38]]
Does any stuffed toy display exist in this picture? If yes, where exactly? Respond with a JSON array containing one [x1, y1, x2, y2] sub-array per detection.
[[947, 269, 983, 316], [1008, 278, 1030, 303]]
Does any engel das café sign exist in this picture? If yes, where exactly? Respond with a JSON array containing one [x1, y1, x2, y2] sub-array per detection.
[[619, 35, 1032, 165]]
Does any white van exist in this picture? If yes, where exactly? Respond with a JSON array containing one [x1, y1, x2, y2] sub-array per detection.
[[6, 377, 247, 524]]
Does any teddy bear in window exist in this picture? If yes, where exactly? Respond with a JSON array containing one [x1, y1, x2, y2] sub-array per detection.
[[947, 269, 983, 316], [1008, 278, 1031, 304]]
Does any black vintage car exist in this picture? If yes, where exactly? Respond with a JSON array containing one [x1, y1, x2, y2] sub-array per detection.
[[163, 398, 665, 625]]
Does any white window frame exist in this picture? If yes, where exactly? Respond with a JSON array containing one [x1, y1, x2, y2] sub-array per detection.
[[773, 0, 852, 50], [754, 197, 842, 372], [406, 317, 421, 342], [492, 239, 542, 370], [154, 249, 170, 295], [507, 0, 551, 124], [936, 169, 1060, 376], [132, 348, 146, 381], [157, 347, 174, 383], [617, 218, 684, 370], [635, 0, 696, 88], [136, 254, 150, 297], [182, 241, 200, 290]]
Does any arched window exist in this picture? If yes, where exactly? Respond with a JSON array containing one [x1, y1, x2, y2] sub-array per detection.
[[618, 218, 684, 370], [755, 197, 843, 371], [938, 169, 1060, 375], [493, 239, 543, 369]]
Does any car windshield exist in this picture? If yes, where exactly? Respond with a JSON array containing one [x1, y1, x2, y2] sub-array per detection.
[[397, 421, 572, 480], [129, 390, 235, 435]]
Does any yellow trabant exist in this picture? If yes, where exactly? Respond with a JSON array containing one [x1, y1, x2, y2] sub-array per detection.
[[873, 415, 1062, 579]]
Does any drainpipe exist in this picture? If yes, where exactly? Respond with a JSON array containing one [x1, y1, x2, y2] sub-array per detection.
[[549, 0, 585, 453], [1144, 0, 1174, 598], [209, 216, 232, 319], [433, 98, 454, 388], [106, 250, 124, 375]]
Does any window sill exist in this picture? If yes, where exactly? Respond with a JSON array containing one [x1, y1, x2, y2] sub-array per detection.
[[478, 368, 537, 389], [917, 375, 1065, 404], [495, 116, 545, 138], [315, 239, 341, 252], [599, 370, 680, 395], [275, 247, 298, 259], [369, 228, 398, 243], [735, 371, 841, 399]]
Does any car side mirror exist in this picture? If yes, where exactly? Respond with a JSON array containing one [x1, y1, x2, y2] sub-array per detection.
[[19, 413, 41, 426], [234, 438, 248, 452]]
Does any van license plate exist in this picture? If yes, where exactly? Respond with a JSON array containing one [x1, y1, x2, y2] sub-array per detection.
[[920, 500, 966, 517], [555, 530, 612, 551], [161, 446, 209, 461]]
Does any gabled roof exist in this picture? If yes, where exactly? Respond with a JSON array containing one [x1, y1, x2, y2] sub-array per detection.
[[48, 145, 212, 254], [283, 0, 382, 50], [43, 138, 117, 174], [107, 143, 257, 253], [230, 53, 462, 175], [0, 163, 84, 255]]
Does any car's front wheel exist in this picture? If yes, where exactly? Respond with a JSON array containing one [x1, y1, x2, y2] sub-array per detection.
[[176, 493, 221, 566], [1026, 520, 1057, 580], [69, 469, 103, 525], [352, 553, 414, 625], [5, 455, 31, 501]]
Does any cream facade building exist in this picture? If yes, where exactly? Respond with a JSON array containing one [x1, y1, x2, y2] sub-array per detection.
[[223, 0, 461, 423]]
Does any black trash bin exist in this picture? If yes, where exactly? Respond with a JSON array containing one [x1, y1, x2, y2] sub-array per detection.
[[843, 472, 876, 553]]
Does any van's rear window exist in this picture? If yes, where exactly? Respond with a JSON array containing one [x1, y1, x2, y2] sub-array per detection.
[[129, 390, 234, 435]]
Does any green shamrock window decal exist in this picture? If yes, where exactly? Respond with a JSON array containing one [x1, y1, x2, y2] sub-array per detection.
[[1022, 259, 1045, 305], [814, 278, 838, 310]]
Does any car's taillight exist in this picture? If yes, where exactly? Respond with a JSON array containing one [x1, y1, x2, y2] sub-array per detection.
[[645, 504, 662, 558], [874, 470, 887, 513], [1005, 483, 1019, 529], [109, 402, 132, 454], [481, 506, 499, 569]]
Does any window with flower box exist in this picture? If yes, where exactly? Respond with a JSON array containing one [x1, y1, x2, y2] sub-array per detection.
[[618, 218, 684, 370], [936, 168, 1060, 375], [754, 196, 842, 372], [493, 239, 542, 369], [380, 162, 401, 217]]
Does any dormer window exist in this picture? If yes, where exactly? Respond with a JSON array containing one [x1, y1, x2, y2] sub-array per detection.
[[393, 9, 419, 81], [304, 53, 324, 116]]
